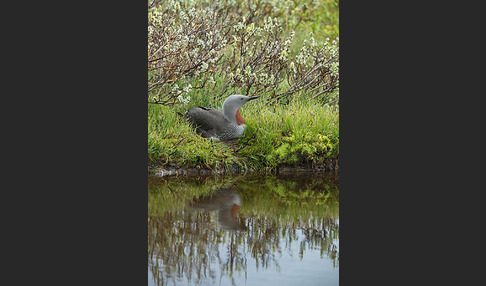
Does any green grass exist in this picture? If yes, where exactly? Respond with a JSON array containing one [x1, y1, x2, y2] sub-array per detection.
[[148, 102, 243, 170], [148, 92, 339, 172], [239, 95, 339, 169]]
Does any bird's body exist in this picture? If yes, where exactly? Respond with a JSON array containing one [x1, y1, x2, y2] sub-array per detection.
[[188, 188, 243, 231], [184, 95, 259, 141]]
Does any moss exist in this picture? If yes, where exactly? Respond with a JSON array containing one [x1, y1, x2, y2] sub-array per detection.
[[266, 132, 338, 166]]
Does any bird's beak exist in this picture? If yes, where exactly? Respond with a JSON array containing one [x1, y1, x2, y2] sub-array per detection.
[[248, 96, 260, 101]]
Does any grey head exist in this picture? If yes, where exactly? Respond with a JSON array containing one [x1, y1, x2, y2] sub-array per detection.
[[222, 95, 260, 125]]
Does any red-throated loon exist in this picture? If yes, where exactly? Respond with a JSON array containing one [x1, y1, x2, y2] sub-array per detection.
[[188, 188, 243, 231], [184, 95, 260, 141]]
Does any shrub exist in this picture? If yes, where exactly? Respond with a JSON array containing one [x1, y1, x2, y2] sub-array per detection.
[[148, 0, 339, 106]]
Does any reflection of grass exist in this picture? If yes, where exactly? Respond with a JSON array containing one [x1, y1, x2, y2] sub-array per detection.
[[235, 174, 339, 219], [148, 173, 339, 219], [148, 174, 340, 284], [148, 175, 226, 215]]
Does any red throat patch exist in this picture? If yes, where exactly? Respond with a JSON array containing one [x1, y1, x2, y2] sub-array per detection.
[[230, 204, 241, 218], [235, 109, 245, 125]]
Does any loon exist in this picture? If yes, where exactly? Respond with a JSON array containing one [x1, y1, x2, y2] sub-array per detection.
[[184, 94, 260, 141], [188, 188, 244, 231]]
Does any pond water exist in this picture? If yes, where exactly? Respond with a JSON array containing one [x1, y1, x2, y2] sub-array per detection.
[[148, 172, 339, 286]]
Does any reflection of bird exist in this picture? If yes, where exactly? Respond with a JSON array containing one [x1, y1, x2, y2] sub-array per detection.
[[184, 95, 260, 141], [188, 188, 244, 231]]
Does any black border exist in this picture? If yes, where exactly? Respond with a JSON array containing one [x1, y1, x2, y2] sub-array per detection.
[[8, 0, 480, 284]]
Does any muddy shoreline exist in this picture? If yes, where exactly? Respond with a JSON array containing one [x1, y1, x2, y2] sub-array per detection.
[[149, 158, 339, 177]]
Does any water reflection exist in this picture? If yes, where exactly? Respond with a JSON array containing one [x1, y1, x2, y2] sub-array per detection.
[[189, 188, 245, 231], [148, 173, 339, 286]]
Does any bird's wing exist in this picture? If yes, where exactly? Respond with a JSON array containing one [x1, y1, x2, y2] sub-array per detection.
[[184, 107, 227, 136]]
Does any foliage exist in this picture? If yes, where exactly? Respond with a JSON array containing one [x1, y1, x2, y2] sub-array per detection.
[[148, 1, 230, 104], [148, 0, 339, 105], [147, 0, 340, 171]]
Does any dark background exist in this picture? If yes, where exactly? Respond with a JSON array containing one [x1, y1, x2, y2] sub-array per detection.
[[2, 1, 482, 285]]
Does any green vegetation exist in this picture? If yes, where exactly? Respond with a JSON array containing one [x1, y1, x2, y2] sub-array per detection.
[[148, 0, 339, 173], [148, 97, 339, 171]]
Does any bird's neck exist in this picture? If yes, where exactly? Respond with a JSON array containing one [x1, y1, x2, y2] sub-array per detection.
[[235, 109, 245, 125], [223, 105, 244, 126]]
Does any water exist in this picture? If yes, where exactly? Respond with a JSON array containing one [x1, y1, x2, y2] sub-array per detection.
[[148, 172, 339, 286]]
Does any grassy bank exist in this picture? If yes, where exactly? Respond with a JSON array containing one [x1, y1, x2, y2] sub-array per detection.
[[148, 0, 339, 173], [148, 93, 338, 172]]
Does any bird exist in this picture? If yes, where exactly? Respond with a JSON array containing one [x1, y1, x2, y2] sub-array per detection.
[[184, 94, 260, 141], [188, 188, 244, 231]]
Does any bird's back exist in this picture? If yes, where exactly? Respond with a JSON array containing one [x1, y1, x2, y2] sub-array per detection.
[[184, 107, 228, 139]]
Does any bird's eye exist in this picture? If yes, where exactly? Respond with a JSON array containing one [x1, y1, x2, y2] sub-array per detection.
[[241, 98, 243, 100]]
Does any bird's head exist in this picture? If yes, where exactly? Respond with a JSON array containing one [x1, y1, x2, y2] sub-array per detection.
[[223, 94, 259, 109], [223, 95, 260, 125]]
